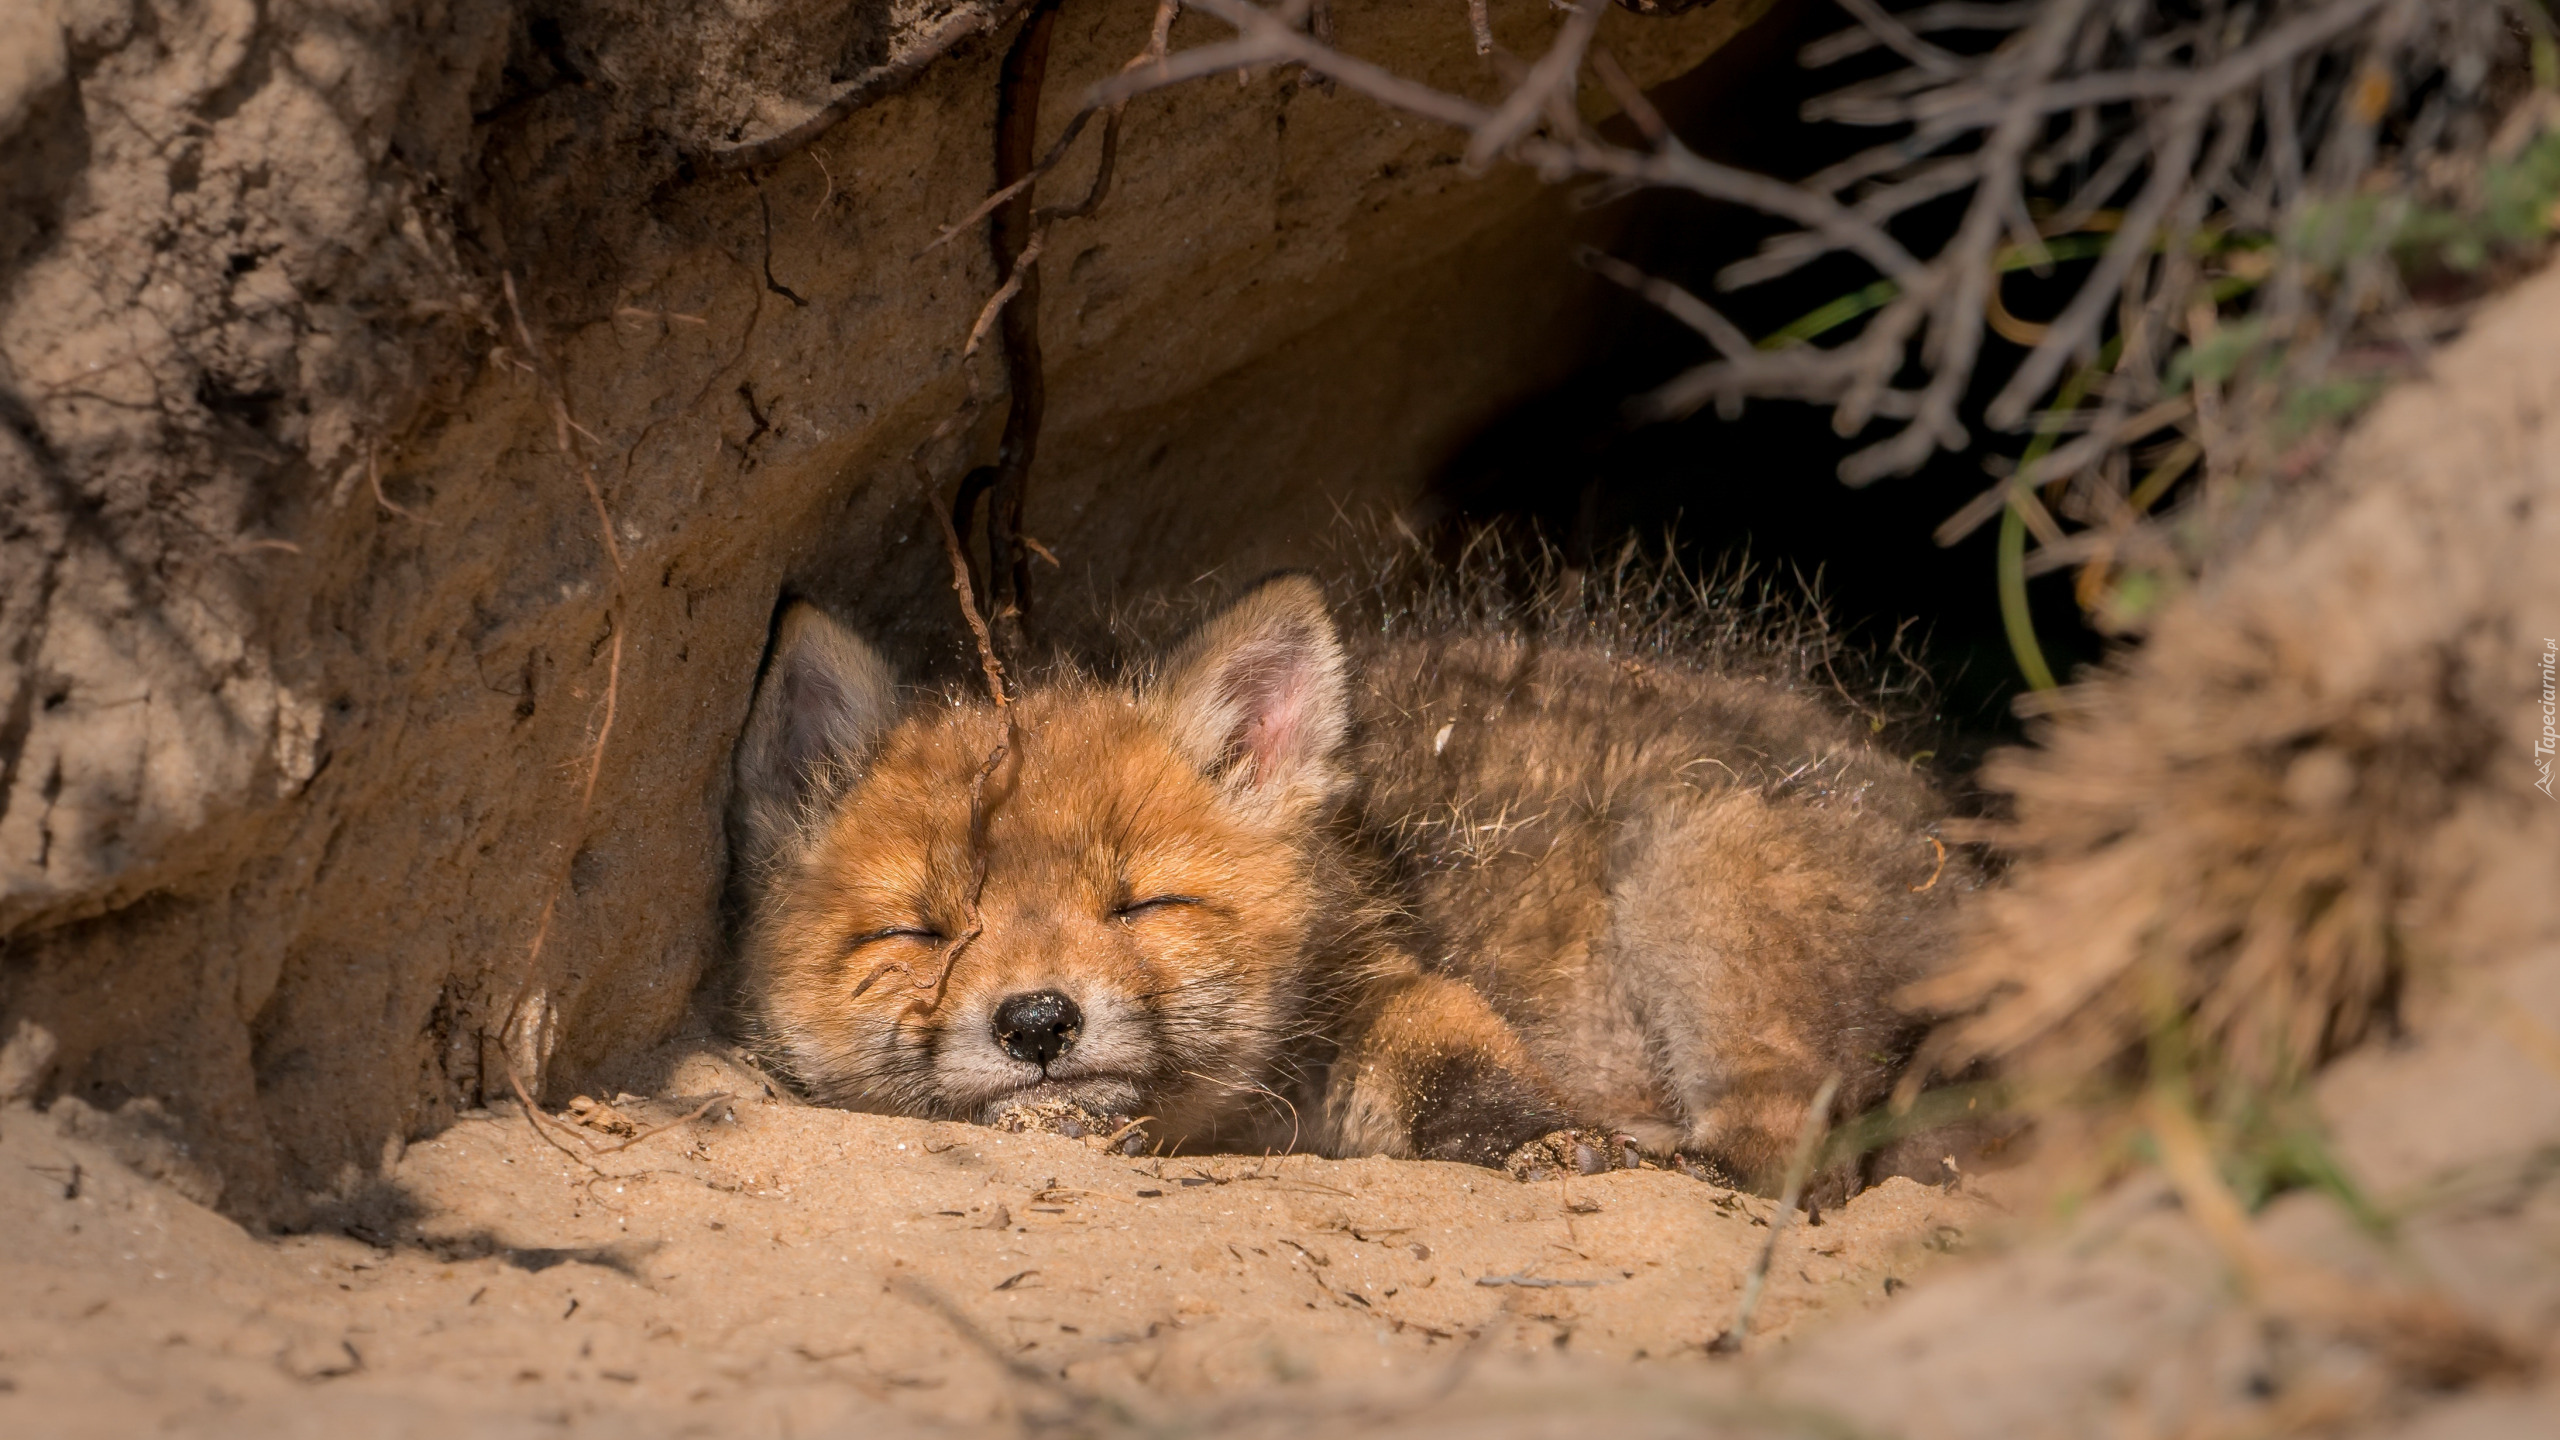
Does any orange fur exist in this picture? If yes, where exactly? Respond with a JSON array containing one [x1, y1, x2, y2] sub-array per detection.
[[732, 574, 1964, 1183]]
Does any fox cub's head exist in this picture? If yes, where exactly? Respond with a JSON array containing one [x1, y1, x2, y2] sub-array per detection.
[[731, 577, 1352, 1139]]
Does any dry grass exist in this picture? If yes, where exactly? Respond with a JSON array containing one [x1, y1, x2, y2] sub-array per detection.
[[1895, 243, 2560, 1115], [1899, 620, 2482, 1099]]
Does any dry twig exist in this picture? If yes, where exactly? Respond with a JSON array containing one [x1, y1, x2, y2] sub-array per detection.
[[1073, 0, 2527, 639], [846, 462, 1025, 1018], [596, 1092, 737, 1154], [1711, 1071, 1840, 1353]]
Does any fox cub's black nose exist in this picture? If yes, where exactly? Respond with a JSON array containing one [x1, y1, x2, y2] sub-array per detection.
[[993, 990, 1083, 1066]]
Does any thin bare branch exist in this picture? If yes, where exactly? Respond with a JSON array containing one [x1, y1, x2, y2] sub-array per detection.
[[1578, 248, 1752, 359], [1802, 1, 2039, 68], [1463, 0, 1603, 171]]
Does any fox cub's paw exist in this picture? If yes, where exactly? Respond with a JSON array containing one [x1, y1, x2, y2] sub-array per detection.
[[990, 1099, 1149, 1154], [1503, 1128, 1648, 1183]]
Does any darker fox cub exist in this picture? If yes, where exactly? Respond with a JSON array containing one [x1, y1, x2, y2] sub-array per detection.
[[730, 574, 1960, 1187]]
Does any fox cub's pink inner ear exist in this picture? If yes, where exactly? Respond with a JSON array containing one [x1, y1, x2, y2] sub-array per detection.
[[734, 602, 902, 844], [1150, 575, 1350, 809]]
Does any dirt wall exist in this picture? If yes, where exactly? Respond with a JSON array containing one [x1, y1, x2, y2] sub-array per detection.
[[0, 0, 1777, 1223]]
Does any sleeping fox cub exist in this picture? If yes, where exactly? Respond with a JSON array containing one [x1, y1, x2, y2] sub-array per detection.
[[730, 575, 1959, 1187]]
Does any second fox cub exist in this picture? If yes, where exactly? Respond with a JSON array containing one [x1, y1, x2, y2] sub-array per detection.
[[732, 574, 1959, 1187]]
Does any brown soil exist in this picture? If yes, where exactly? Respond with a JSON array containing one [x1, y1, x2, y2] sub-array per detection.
[[6, 923, 2553, 1438], [1, 1031, 1990, 1435]]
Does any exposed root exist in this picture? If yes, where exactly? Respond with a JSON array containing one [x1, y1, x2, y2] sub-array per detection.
[[502, 1060, 611, 1178], [595, 1092, 737, 1155], [502, 271, 622, 576], [487, 273, 630, 1098]]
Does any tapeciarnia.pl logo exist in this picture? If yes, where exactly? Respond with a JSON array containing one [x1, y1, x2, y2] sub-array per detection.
[[2538, 638, 2556, 799]]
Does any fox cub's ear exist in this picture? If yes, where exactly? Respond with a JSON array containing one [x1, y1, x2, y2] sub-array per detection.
[[733, 601, 902, 862], [1148, 574, 1350, 818]]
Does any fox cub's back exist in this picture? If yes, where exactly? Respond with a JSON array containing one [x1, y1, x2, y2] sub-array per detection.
[[1353, 627, 1958, 1181]]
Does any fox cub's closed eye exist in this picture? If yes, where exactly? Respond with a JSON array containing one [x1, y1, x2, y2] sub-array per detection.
[[849, 925, 944, 951], [1113, 895, 1203, 921]]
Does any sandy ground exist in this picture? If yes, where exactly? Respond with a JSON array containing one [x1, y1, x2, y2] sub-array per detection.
[[5, 944, 2555, 1439], [0, 1044, 1987, 1439]]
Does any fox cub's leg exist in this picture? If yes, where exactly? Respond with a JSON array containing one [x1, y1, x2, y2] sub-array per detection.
[[1323, 971, 1581, 1166], [1603, 786, 1935, 1188]]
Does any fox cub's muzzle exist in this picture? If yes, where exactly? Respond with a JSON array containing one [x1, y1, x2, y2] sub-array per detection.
[[992, 989, 1083, 1067]]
